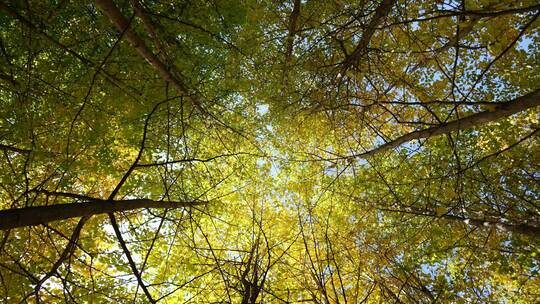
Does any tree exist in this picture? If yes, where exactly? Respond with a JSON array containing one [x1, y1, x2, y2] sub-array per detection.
[[0, 0, 539, 302]]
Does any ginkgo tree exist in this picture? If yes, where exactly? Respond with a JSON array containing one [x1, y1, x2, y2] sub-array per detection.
[[0, 0, 539, 303]]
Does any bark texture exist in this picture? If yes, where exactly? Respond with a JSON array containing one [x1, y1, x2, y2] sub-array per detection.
[[355, 88, 540, 158], [343, 0, 396, 69], [0, 199, 203, 230], [94, 0, 204, 111], [381, 208, 540, 238]]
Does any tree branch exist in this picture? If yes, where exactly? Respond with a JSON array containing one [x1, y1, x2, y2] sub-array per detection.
[[0, 2, 142, 99], [342, 0, 396, 70], [94, 0, 203, 112], [108, 212, 156, 303], [0, 199, 205, 230], [284, 0, 301, 66], [0, 144, 31, 154], [353, 89, 540, 158], [380, 207, 540, 238]]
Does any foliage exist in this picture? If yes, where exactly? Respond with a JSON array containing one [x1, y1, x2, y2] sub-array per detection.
[[0, 0, 539, 302]]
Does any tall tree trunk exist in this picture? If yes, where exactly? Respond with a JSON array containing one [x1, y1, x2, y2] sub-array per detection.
[[0, 199, 203, 230], [354, 88, 540, 159], [342, 0, 396, 69], [380, 207, 540, 238], [94, 0, 203, 111]]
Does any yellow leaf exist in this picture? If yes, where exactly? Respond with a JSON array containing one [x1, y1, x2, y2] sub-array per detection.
[[436, 206, 446, 217]]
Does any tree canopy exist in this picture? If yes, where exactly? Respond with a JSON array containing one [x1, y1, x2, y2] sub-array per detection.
[[0, 0, 539, 302]]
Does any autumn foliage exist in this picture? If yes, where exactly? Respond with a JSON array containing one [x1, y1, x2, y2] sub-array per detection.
[[0, 0, 539, 302]]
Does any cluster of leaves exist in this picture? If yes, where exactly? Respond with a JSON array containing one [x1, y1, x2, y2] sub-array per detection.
[[0, 0, 539, 303]]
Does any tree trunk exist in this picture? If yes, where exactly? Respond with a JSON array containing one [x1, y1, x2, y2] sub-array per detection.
[[380, 207, 540, 238], [0, 199, 203, 230], [355, 88, 540, 158], [94, 0, 205, 112], [343, 0, 396, 69]]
